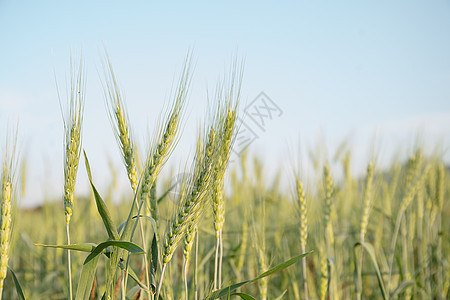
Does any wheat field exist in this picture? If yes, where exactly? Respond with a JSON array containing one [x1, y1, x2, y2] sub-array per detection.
[[0, 57, 448, 300]]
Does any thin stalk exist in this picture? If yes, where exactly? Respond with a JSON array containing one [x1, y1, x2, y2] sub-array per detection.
[[417, 186, 425, 294], [218, 230, 223, 289], [123, 189, 151, 299], [184, 259, 189, 300], [301, 243, 308, 300], [388, 166, 429, 288], [194, 228, 199, 300], [137, 218, 150, 300], [214, 238, 219, 290], [131, 196, 151, 299], [66, 223, 73, 300], [121, 271, 125, 300], [357, 162, 374, 300], [401, 217, 411, 299], [155, 263, 167, 300], [436, 164, 444, 299], [356, 251, 363, 300], [424, 201, 432, 295]]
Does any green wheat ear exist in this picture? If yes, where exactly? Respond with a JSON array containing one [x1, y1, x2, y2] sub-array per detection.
[[322, 163, 334, 246], [60, 58, 85, 300], [163, 127, 216, 264], [109, 54, 192, 300], [104, 56, 138, 192], [156, 125, 217, 300], [0, 129, 19, 299], [63, 61, 84, 225], [360, 161, 374, 242]]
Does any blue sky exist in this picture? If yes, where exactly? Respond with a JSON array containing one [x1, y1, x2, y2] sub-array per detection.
[[1, 1, 450, 206]]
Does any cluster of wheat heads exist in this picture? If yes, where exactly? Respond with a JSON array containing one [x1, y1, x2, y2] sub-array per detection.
[[5, 53, 308, 300], [1, 54, 449, 300]]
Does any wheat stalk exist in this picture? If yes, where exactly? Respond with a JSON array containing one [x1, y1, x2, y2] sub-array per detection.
[[62, 58, 85, 300], [356, 161, 374, 300], [103, 57, 154, 299], [115, 56, 192, 300], [388, 163, 430, 289], [211, 61, 242, 290], [212, 106, 237, 290], [156, 126, 216, 299]]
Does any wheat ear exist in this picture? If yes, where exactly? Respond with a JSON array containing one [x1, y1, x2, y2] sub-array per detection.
[[62, 59, 84, 300], [156, 127, 216, 299], [103, 57, 155, 299], [104, 57, 138, 192], [295, 177, 308, 299], [212, 62, 242, 290], [356, 161, 374, 300], [116, 56, 191, 299], [0, 132, 18, 300]]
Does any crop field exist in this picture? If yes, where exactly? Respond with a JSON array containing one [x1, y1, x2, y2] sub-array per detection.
[[0, 58, 449, 300]]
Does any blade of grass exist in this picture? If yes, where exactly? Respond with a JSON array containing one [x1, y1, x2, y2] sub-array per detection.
[[231, 293, 256, 300], [127, 267, 151, 293], [354, 242, 388, 300], [35, 243, 111, 257], [75, 253, 100, 300], [85, 241, 144, 264], [84, 151, 119, 240], [8, 267, 25, 300], [390, 280, 415, 298], [205, 251, 313, 299]]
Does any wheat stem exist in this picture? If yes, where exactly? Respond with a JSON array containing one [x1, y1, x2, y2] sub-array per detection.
[[62, 58, 84, 300]]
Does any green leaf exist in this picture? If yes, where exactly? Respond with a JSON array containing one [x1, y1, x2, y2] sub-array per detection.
[[84, 151, 119, 240], [75, 240, 143, 300], [125, 285, 141, 299], [390, 280, 415, 298], [107, 190, 141, 299], [150, 233, 159, 274], [157, 183, 176, 204], [8, 267, 26, 300], [127, 267, 150, 292], [354, 242, 388, 300], [254, 251, 313, 281], [35, 243, 111, 257], [75, 253, 100, 300], [85, 240, 144, 263], [231, 292, 255, 300], [117, 221, 126, 235], [138, 215, 158, 234], [325, 257, 333, 299], [205, 251, 313, 299], [274, 290, 287, 300]]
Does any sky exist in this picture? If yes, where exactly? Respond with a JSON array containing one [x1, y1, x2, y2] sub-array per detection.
[[1, 1, 450, 207]]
